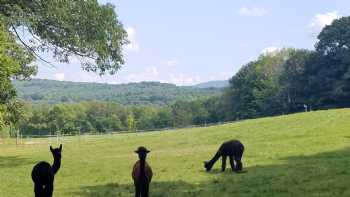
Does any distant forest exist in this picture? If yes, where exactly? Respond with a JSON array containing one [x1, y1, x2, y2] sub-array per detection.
[[14, 79, 223, 105]]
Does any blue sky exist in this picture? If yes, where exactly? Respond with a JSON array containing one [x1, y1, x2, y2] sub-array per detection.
[[34, 0, 350, 85]]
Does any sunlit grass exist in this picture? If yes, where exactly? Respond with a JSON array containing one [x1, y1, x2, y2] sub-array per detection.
[[1, 109, 350, 196]]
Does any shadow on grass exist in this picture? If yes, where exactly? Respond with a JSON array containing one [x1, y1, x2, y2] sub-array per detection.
[[69, 147, 350, 197], [0, 156, 32, 168]]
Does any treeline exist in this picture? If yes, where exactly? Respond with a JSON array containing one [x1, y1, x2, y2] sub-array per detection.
[[13, 79, 222, 105], [17, 99, 222, 136]]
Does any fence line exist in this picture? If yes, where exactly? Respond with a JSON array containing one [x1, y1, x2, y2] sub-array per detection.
[[1, 119, 243, 145], [28, 119, 241, 137]]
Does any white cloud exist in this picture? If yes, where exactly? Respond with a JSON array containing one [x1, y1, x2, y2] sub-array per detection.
[[125, 66, 203, 85], [169, 74, 201, 86], [309, 11, 340, 37], [218, 72, 232, 79], [239, 43, 249, 48], [162, 59, 178, 67], [126, 27, 140, 52], [148, 66, 159, 76], [126, 66, 159, 82], [74, 72, 103, 83], [209, 72, 232, 81], [54, 73, 65, 81], [261, 46, 279, 55], [237, 6, 269, 17]]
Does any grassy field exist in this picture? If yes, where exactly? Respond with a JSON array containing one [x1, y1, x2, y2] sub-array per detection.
[[1, 109, 350, 197]]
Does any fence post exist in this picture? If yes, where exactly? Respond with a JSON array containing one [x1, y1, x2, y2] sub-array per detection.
[[56, 131, 59, 145]]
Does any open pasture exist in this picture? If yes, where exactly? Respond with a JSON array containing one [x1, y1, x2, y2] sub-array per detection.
[[1, 109, 350, 196]]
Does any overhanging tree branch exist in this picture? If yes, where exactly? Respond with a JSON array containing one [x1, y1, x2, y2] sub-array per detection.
[[11, 24, 55, 68]]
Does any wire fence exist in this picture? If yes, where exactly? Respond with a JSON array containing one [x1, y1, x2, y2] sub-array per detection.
[[0, 119, 242, 146]]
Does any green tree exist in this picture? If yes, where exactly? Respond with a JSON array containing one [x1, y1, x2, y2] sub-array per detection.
[[1, 0, 128, 75], [154, 108, 172, 128], [279, 49, 314, 112], [3, 100, 26, 137], [191, 100, 209, 125], [0, 107, 5, 129], [224, 49, 296, 120], [171, 100, 193, 127], [127, 114, 135, 131], [0, 20, 35, 103], [312, 16, 350, 107], [0, 18, 35, 131]]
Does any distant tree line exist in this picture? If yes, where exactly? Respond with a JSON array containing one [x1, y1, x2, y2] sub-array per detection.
[[13, 79, 222, 105], [17, 100, 220, 136]]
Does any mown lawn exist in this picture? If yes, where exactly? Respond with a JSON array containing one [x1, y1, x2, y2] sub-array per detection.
[[1, 109, 350, 197]]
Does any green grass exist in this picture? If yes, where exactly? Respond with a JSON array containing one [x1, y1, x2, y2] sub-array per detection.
[[1, 109, 350, 197]]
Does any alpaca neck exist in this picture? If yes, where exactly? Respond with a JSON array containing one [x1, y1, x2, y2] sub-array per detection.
[[139, 158, 146, 178], [52, 158, 61, 175], [209, 151, 221, 166]]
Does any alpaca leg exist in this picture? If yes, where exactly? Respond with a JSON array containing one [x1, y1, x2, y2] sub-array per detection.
[[34, 183, 43, 197], [44, 183, 54, 197], [234, 145, 243, 172], [229, 156, 235, 172], [235, 159, 243, 172], [221, 155, 227, 172], [140, 183, 148, 197], [135, 184, 141, 197], [144, 183, 150, 197]]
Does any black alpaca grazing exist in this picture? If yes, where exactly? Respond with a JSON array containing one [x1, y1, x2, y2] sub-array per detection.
[[132, 146, 153, 197], [31, 145, 62, 197], [204, 140, 244, 172]]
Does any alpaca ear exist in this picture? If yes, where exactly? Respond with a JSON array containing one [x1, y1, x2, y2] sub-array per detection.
[[134, 151, 138, 154], [59, 144, 62, 151], [146, 150, 150, 153], [50, 146, 53, 152]]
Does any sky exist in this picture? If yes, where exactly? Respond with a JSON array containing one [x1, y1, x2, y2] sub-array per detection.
[[33, 0, 350, 85]]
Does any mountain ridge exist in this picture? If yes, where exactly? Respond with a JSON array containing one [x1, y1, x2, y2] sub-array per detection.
[[194, 80, 229, 88]]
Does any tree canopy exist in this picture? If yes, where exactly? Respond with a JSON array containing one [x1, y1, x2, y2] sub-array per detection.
[[0, 17, 36, 130], [1, 0, 128, 75]]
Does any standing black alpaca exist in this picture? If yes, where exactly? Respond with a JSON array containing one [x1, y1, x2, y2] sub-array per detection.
[[31, 144, 62, 197], [204, 140, 244, 172], [132, 146, 153, 197]]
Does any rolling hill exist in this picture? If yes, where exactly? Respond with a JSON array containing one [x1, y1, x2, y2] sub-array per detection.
[[13, 79, 223, 105], [1, 108, 349, 196], [194, 80, 229, 88]]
